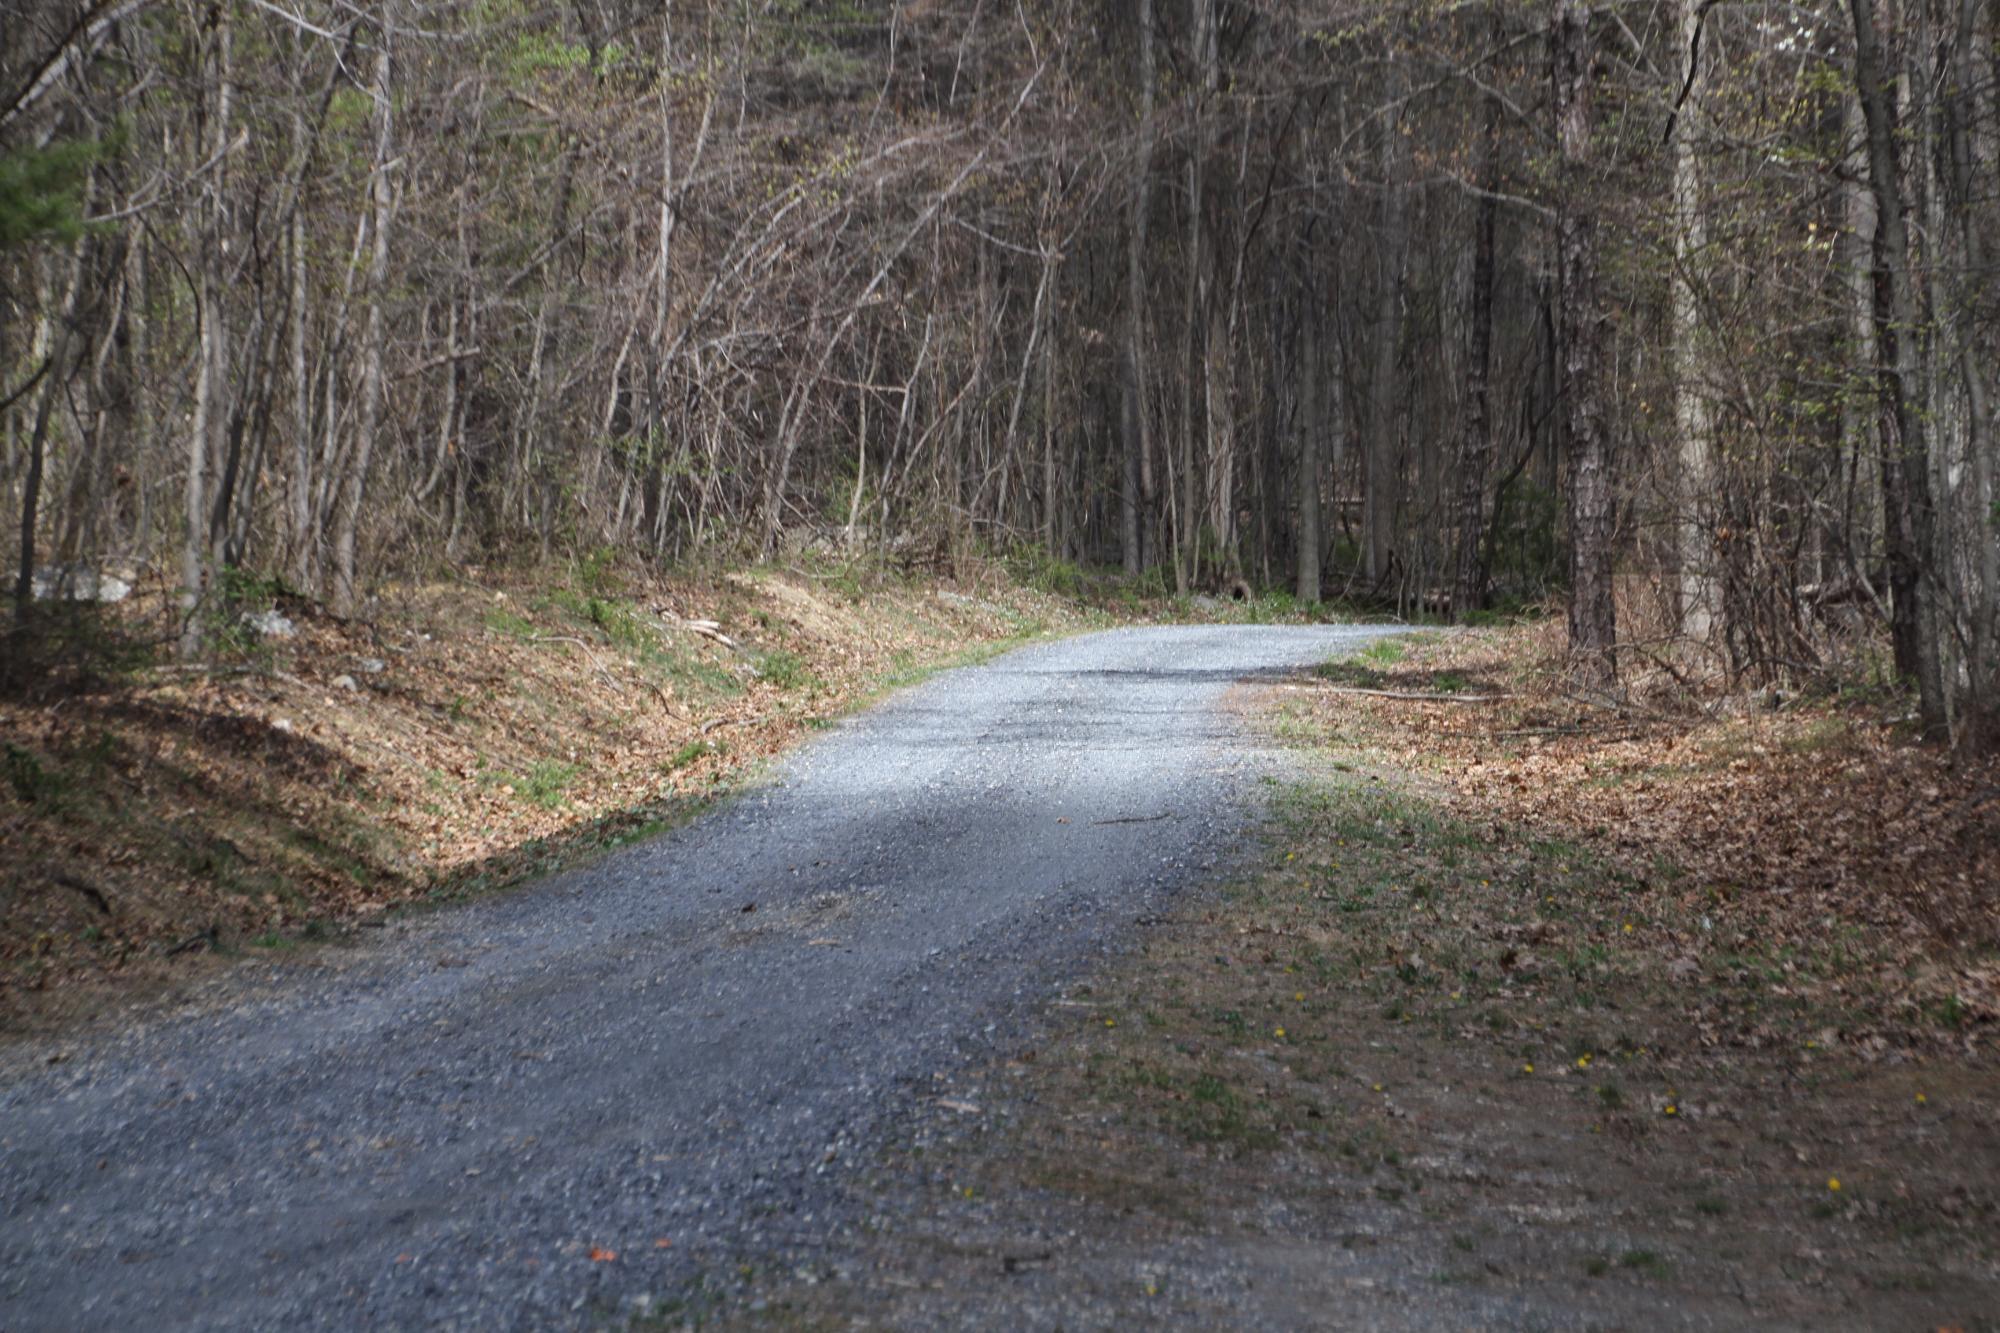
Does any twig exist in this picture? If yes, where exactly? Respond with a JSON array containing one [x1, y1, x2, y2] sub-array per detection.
[[1559, 688, 1670, 720], [1317, 686, 1513, 703], [647, 683, 687, 721], [147, 663, 264, 677], [53, 872, 111, 914], [144, 663, 309, 688], [652, 607, 746, 653], [526, 634, 625, 692], [1091, 812, 1175, 825], [164, 928, 215, 957]]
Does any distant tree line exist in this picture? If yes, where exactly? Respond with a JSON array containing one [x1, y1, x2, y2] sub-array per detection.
[[3, 0, 1995, 746]]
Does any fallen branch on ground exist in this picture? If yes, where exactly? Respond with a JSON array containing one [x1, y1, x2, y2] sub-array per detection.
[[1317, 685, 1513, 703], [527, 635, 625, 692], [652, 608, 745, 653]]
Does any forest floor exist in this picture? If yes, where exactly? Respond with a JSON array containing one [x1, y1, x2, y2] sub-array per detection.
[[0, 553, 1136, 1033], [728, 626, 2000, 1329]]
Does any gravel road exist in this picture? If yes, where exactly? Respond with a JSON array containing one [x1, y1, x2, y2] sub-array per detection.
[[0, 623, 1396, 1330]]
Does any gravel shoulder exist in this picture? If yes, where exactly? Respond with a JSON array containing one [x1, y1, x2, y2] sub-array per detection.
[[0, 623, 1394, 1330]]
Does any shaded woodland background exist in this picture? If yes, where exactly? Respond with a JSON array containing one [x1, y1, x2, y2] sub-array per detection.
[[3, 0, 1996, 746]]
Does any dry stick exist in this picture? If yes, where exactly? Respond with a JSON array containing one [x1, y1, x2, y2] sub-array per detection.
[[1317, 686, 1513, 703], [526, 634, 625, 692], [1558, 687, 1671, 721], [147, 663, 310, 689], [651, 607, 745, 652]]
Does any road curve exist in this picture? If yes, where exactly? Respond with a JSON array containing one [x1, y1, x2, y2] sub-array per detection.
[[1, 622, 1396, 1329]]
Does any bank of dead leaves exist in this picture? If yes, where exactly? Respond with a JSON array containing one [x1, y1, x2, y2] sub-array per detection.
[[1299, 625, 2000, 1050], [0, 563, 1088, 1023]]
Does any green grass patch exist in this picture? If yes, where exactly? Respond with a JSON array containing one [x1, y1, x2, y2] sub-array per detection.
[[1619, 1248, 1670, 1276], [483, 606, 537, 638], [3, 743, 63, 806], [757, 648, 819, 691], [514, 760, 580, 810], [662, 739, 721, 773]]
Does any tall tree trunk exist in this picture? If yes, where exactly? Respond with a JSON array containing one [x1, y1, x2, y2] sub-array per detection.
[[1040, 240, 1061, 551], [1120, 0, 1154, 575], [1296, 288, 1322, 604], [1946, 0, 1997, 745], [1207, 115, 1249, 578], [1553, 0, 1617, 685], [287, 182, 314, 590], [1453, 71, 1499, 621], [1177, 0, 1213, 591], [1671, 0, 1717, 647], [12, 271, 81, 635], [1365, 62, 1406, 592], [1839, 94, 1881, 599], [180, 6, 233, 658], [331, 11, 395, 617], [1003, 241, 1055, 523], [1849, 0, 1948, 738]]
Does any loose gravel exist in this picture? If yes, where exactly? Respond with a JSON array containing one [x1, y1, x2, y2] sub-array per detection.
[[0, 623, 1398, 1330]]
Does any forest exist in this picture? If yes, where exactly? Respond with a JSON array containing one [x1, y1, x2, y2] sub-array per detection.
[[3, 0, 1997, 748]]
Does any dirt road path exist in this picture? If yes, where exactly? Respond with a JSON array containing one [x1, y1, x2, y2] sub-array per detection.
[[0, 625, 1395, 1329]]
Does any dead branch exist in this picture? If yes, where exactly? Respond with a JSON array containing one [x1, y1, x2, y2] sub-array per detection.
[[652, 607, 745, 653], [1317, 686, 1514, 703], [526, 634, 626, 692]]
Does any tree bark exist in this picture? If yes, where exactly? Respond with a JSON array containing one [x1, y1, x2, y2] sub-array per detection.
[[1553, 0, 1616, 685], [331, 9, 395, 617], [1296, 288, 1323, 604], [1946, 0, 1997, 745], [1365, 61, 1406, 592], [1671, 0, 1717, 647], [1849, 0, 1948, 738], [1177, 0, 1214, 591], [179, 5, 233, 658], [1120, 0, 1154, 575], [1453, 66, 1499, 621], [1838, 94, 1881, 600], [12, 309, 76, 634]]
